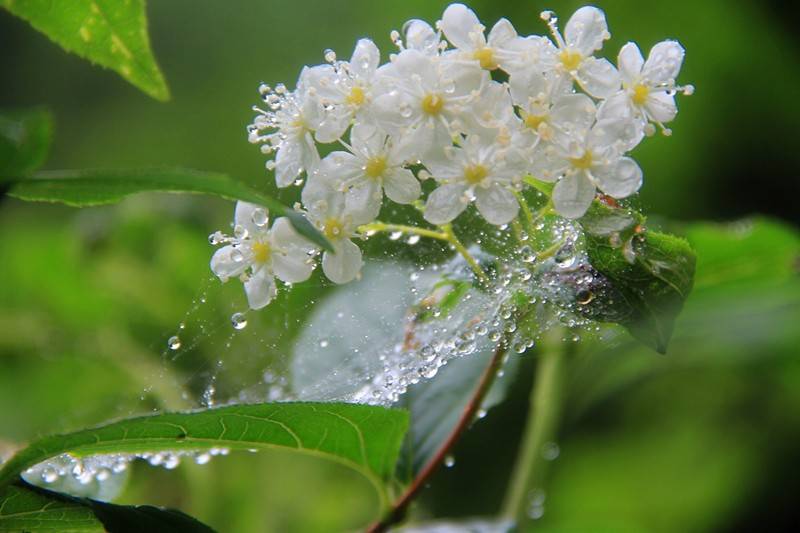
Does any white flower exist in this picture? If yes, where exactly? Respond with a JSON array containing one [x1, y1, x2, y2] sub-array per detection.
[[249, 71, 322, 188], [302, 39, 382, 143], [424, 135, 526, 225], [599, 40, 691, 136], [211, 202, 317, 309], [321, 123, 421, 216], [439, 3, 543, 74], [540, 7, 621, 99], [533, 116, 643, 219], [509, 69, 579, 145], [372, 48, 488, 158], [301, 174, 373, 284]]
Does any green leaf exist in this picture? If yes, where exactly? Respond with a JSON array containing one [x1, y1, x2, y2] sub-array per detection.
[[8, 168, 333, 251], [0, 108, 53, 181], [580, 203, 696, 353], [0, 0, 169, 101], [0, 403, 409, 499], [0, 482, 215, 532]]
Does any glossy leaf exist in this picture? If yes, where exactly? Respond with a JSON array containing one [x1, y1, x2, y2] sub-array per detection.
[[8, 168, 332, 251], [0, 108, 52, 182], [0, 403, 409, 495], [0, 482, 214, 532], [0, 0, 169, 100]]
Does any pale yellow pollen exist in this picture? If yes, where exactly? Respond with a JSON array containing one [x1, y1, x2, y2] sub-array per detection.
[[323, 218, 345, 240], [251, 241, 272, 264], [364, 156, 388, 179], [569, 150, 594, 170], [421, 93, 444, 115], [464, 164, 489, 185], [559, 49, 582, 72], [523, 111, 548, 130], [346, 86, 366, 106], [632, 83, 650, 106], [473, 47, 497, 70]]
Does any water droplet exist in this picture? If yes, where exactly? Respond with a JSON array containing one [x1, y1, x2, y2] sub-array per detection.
[[542, 441, 560, 461], [168, 336, 181, 350], [476, 408, 488, 419], [444, 454, 455, 468], [324, 49, 337, 63], [251, 208, 268, 227], [389, 231, 403, 241], [319, 339, 329, 348], [231, 312, 248, 330], [233, 224, 249, 240], [194, 453, 212, 465], [41, 467, 58, 483]]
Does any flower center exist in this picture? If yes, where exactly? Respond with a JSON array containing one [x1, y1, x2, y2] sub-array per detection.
[[421, 93, 444, 115], [559, 49, 582, 72], [251, 241, 272, 264], [473, 47, 497, 70], [464, 163, 489, 185], [523, 111, 548, 130], [631, 83, 650, 106], [346, 86, 366, 106], [364, 156, 388, 179], [569, 150, 594, 170], [323, 217, 345, 240]]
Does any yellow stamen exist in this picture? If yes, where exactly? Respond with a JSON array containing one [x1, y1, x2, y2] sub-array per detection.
[[464, 164, 489, 185], [473, 47, 497, 70], [346, 86, 365, 106], [421, 93, 444, 115], [251, 241, 271, 264], [569, 151, 594, 170], [559, 49, 582, 72], [364, 156, 387, 179], [632, 83, 650, 106], [523, 112, 548, 130], [323, 218, 345, 240]]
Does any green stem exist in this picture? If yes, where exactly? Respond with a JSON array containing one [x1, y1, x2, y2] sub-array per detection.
[[358, 221, 490, 285], [501, 328, 567, 525], [440, 224, 490, 285]]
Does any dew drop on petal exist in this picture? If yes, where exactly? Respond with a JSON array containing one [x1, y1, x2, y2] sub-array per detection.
[[168, 336, 182, 350]]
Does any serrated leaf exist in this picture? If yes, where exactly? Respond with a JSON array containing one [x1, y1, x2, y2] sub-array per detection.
[[0, 108, 52, 182], [581, 204, 696, 353], [1, 0, 169, 100], [8, 167, 332, 251], [0, 403, 409, 498], [0, 482, 214, 533]]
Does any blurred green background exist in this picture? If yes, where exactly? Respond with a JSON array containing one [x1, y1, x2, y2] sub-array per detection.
[[1, 1, 799, 531]]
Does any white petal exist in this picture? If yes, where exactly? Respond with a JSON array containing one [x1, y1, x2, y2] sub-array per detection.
[[234, 201, 268, 239], [441, 3, 483, 50], [322, 239, 363, 284], [383, 167, 421, 204], [210, 245, 249, 282], [275, 139, 304, 187], [644, 91, 678, 123], [404, 20, 439, 55], [244, 268, 277, 310], [508, 69, 548, 106], [474, 185, 519, 225], [530, 145, 568, 183], [487, 18, 518, 48], [550, 94, 597, 136], [643, 40, 685, 85], [350, 38, 380, 78], [564, 6, 609, 56], [314, 111, 351, 144], [597, 91, 635, 122], [617, 42, 644, 85], [576, 57, 621, 99], [589, 117, 642, 154], [270, 217, 316, 283], [552, 172, 596, 219], [424, 183, 469, 224], [592, 157, 642, 199], [345, 180, 382, 223]]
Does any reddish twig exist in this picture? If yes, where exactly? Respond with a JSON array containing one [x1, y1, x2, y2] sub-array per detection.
[[366, 339, 510, 533]]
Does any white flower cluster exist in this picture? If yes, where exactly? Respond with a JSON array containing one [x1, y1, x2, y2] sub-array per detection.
[[213, 3, 692, 309]]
